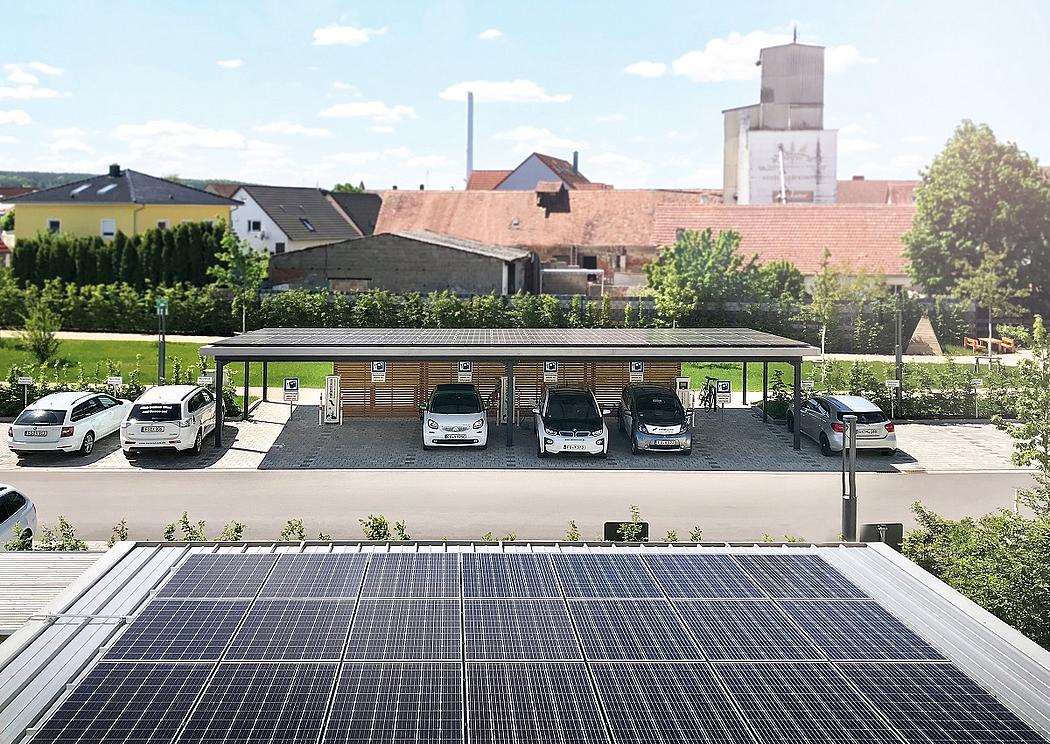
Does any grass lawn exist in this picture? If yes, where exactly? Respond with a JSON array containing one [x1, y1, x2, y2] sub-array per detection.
[[682, 359, 964, 392]]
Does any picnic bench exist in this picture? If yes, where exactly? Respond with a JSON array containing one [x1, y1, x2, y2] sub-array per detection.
[[963, 336, 1015, 353]]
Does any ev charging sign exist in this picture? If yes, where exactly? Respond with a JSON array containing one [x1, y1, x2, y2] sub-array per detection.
[[716, 379, 732, 405], [458, 361, 473, 382], [543, 361, 559, 383], [283, 377, 300, 403], [370, 361, 387, 383], [629, 361, 644, 382]]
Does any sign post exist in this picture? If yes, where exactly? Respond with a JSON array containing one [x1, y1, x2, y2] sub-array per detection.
[[715, 380, 731, 422], [323, 375, 342, 425], [884, 378, 901, 419], [107, 375, 123, 397], [971, 378, 982, 419], [841, 413, 858, 542], [16, 376, 32, 408], [155, 298, 168, 383], [283, 377, 300, 418]]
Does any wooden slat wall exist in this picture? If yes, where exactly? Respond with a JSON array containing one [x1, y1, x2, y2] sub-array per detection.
[[334, 361, 682, 418]]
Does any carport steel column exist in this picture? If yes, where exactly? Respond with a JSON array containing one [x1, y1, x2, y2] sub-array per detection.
[[792, 359, 801, 450], [242, 361, 249, 421], [505, 359, 515, 447], [214, 359, 225, 447]]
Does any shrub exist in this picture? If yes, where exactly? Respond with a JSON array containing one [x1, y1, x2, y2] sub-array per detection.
[[219, 521, 246, 541], [107, 519, 129, 548], [163, 512, 207, 541], [38, 516, 88, 551], [360, 514, 391, 540], [20, 302, 61, 364], [565, 520, 581, 541], [3, 521, 32, 551], [617, 504, 645, 542], [280, 518, 307, 541]]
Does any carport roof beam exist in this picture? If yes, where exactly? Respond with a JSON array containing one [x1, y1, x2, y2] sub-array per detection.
[[200, 328, 820, 362]]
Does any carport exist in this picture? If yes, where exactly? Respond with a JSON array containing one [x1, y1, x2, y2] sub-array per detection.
[[200, 328, 819, 449]]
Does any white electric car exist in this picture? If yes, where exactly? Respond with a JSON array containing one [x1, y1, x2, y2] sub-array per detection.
[[8, 392, 131, 457], [0, 485, 37, 549], [421, 384, 488, 449], [534, 386, 610, 458], [121, 385, 216, 457]]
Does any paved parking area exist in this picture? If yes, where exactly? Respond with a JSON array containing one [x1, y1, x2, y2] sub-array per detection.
[[0, 403, 1019, 473]]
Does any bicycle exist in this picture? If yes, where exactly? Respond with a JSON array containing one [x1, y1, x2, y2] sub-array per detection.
[[698, 376, 718, 412]]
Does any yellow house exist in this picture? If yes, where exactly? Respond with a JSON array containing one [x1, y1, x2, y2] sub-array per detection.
[[8, 164, 238, 241]]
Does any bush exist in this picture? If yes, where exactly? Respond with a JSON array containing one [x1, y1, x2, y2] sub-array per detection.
[[20, 302, 61, 363]]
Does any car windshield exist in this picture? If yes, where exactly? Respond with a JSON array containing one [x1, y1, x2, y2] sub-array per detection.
[[129, 403, 181, 422], [636, 394, 681, 414], [14, 409, 64, 425], [430, 391, 482, 415], [546, 392, 599, 421], [838, 410, 887, 424]]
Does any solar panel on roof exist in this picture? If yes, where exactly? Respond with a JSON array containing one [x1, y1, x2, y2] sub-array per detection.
[[552, 554, 662, 598], [838, 662, 1048, 744], [714, 662, 901, 744], [325, 663, 463, 744], [259, 553, 367, 598], [179, 662, 336, 744], [591, 662, 753, 744], [674, 599, 822, 660], [779, 600, 945, 661], [361, 553, 459, 598], [157, 554, 277, 599], [31, 662, 212, 744], [465, 599, 582, 660], [467, 662, 609, 744], [103, 599, 250, 661], [345, 599, 461, 660], [462, 553, 561, 598], [569, 599, 703, 660], [224, 599, 357, 661], [734, 554, 869, 599], [643, 554, 765, 598]]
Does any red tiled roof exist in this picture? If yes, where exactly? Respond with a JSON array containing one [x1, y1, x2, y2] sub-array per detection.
[[0, 186, 34, 201], [652, 204, 915, 276], [205, 183, 244, 198], [837, 179, 917, 205], [466, 170, 512, 190], [535, 181, 564, 194], [533, 153, 592, 189]]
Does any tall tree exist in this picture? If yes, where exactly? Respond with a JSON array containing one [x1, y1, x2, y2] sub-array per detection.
[[332, 182, 365, 193], [904, 120, 1050, 314], [207, 224, 268, 332]]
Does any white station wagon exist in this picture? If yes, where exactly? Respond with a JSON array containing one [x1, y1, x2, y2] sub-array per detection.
[[8, 392, 131, 457], [121, 385, 216, 457]]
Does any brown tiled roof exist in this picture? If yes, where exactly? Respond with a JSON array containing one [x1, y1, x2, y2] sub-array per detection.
[[535, 181, 564, 194], [466, 170, 512, 190], [0, 186, 34, 201], [837, 179, 917, 205], [0, 236, 9, 253], [533, 153, 591, 189], [206, 182, 244, 199], [652, 204, 915, 275]]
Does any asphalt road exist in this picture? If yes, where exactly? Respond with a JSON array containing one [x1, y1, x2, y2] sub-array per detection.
[[5, 469, 1035, 544]]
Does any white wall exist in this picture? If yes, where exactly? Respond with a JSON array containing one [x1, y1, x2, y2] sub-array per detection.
[[495, 155, 561, 190], [230, 189, 288, 254], [740, 129, 838, 204]]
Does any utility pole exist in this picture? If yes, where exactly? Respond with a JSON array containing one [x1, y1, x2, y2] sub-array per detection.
[[894, 293, 903, 413], [841, 414, 858, 541], [156, 298, 168, 383]]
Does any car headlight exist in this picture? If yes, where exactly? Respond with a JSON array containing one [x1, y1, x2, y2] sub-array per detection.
[[544, 427, 558, 435], [677, 424, 688, 434], [472, 418, 484, 430], [591, 429, 603, 437], [638, 424, 650, 434], [427, 419, 438, 430]]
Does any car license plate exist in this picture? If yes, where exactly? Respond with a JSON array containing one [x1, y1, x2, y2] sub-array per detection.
[[142, 426, 165, 433], [563, 443, 586, 450], [24, 429, 47, 437], [655, 439, 678, 446], [444, 433, 466, 439], [859, 427, 879, 436]]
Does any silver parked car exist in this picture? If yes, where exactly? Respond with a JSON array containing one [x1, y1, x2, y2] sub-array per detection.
[[0, 485, 37, 550], [786, 394, 897, 457]]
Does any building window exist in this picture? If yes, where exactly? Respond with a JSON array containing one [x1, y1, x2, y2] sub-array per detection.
[[100, 219, 116, 239], [248, 219, 262, 232], [47, 219, 61, 234], [581, 255, 598, 270], [274, 242, 286, 254], [299, 217, 316, 232], [157, 220, 169, 230]]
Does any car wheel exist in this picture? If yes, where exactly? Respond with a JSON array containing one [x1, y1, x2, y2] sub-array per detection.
[[123, 449, 135, 459], [820, 434, 834, 457], [79, 432, 95, 457], [19, 527, 32, 541], [786, 414, 794, 432], [187, 429, 203, 457]]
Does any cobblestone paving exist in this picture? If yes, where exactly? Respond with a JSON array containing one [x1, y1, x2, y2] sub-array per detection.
[[0, 403, 1019, 473]]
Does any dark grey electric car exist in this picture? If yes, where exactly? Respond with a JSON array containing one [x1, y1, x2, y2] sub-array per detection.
[[618, 384, 692, 455]]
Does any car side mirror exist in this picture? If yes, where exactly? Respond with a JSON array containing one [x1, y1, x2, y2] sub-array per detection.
[[601, 409, 612, 416], [531, 407, 540, 415]]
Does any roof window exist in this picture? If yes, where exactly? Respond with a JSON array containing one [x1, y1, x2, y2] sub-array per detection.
[[97, 184, 117, 194], [70, 184, 90, 196], [300, 217, 316, 232]]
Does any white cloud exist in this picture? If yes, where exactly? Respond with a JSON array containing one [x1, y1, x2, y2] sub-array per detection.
[[6, 68, 38, 85], [331, 81, 360, 93], [478, 28, 503, 40], [839, 138, 880, 154], [26, 61, 63, 76], [319, 101, 416, 123], [0, 135, 16, 145], [586, 152, 649, 188], [52, 126, 85, 138], [216, 59, 243, 69], [312, 25, 386, 46], [369, 125, 395, 134], [670, 29, 875, 82], [51, 138, 91, 153], [115, 120, 246, 150], [439, 80, 570, 103], [902, 135, 934, 144], [0, 84, 61, 100], [0, 109, 31, 126], [624, 61, 667, 78], [255, 121, 332, 137], [595, 113, 625, 123], [493, 125, 584, 153]]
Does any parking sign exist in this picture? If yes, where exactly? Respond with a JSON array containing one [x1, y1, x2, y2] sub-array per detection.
[[629, 361, 644, 382], [716, 379, 731, 405], [543, 361, 559, 383], [370, 361, 386, 383], [283, 377, 300, 402], [458, 360, 473, 382]]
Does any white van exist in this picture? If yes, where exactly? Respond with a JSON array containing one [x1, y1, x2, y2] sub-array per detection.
[[8, 392, 131, 457], [121, 385, 216, 458]]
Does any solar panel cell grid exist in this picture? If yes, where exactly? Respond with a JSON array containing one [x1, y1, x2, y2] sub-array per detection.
[[643, 554, 766, 599], [780, 600, 946, 661], [569, 599, 704, 660], [224, 599, 357, 661], [467, 662, 609, 744], [31, 662, 212, 744], [345, 599, 461, 660], [462, 553, 561, 598], [178, 662, 337, 744], [734, 554, 869, 599], [324, 662, 463, 744], [838, 662, 1049, 744], [465, 599, 582, 660], [361, 553, 460, 598], [259, 553, 367, 598], [591, 663, 753, 744], [552, 554, 662, 598], [103, 600, 250, 661], [674, 600, 823, 661], [157, 554, 278, 599]]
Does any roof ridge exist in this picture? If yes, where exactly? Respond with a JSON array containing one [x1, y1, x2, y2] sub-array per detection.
[[129, 169, 239, 204]]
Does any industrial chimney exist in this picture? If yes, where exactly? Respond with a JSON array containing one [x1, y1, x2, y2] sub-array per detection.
[[572, 151, 579, 175], [465, 91, 474, 183]]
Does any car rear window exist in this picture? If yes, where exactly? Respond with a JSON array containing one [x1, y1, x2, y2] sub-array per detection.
[[14, 409, 64, 425], [838, 411, 887, 424], [430, 391, 482, 414], [129, 403, 181, 422]]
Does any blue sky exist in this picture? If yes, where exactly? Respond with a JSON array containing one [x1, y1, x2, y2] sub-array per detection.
[[1, 0, 1047, 190]]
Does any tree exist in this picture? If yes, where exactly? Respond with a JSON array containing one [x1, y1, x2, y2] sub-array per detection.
[[332, 182, 365, 193], [20, 302, 61, 363], [757, 259, 805, 301], [645, 228, 762, 326], [0, 209, 13, 231], [207, 224, 268, 332], [904, 120, 1050, 315], [953, 250, 1029, 351], [800, 249, 889, 357]]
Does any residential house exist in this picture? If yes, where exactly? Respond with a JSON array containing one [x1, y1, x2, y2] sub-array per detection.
[[6, 165, 238, 241], [837, 176, 917, 204], [0, 186, 31, 251], [466, 152, 611, 191], [326, 191, 382, 236], [230, 185, 361, 255]]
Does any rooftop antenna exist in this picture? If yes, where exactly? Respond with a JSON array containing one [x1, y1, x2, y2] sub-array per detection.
[[792, 24, 798, 43]]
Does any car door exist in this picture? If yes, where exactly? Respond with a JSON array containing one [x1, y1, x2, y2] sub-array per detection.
[[801, 400, 822, 439], [199, 390, 216, 433], [535, 390, 548, 441], [94, 395, 121, 434], [621, 390, 633, 432], [70, 398, 101, 436], [812, 399, 832, 439]]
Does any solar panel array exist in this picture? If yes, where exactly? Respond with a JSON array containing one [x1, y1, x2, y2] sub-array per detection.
[[31, 550, 1049, 744]]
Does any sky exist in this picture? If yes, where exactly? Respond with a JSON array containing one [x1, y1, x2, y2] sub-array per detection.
[[1, 0, 1048, 191]]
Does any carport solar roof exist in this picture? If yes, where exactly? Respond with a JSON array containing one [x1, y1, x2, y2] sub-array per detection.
[[3, 543, 1049, 744], [201, 327, 819, 361]]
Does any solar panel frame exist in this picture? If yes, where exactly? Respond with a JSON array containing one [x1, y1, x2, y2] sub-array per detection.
[[258, 553, 368, 598], [102, 599, 251, 661], [360, 553, 460, 598], [30, 662, 213, 744], [674, 599, 824, 661], [464, 599, 583, 660], [345, 599, 462, 660], [643, 553, 767, 599], [569, 599, 704, 661], [779, 600, 946, 661], [838, 662, 1049, 744], [156, 554, 278, 599], [224, 599, 358, 661], [552, 554, 662, 598], [462, 553, 562, 598], [177, 662, 337, 744], [733, 554, 869, 600]]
